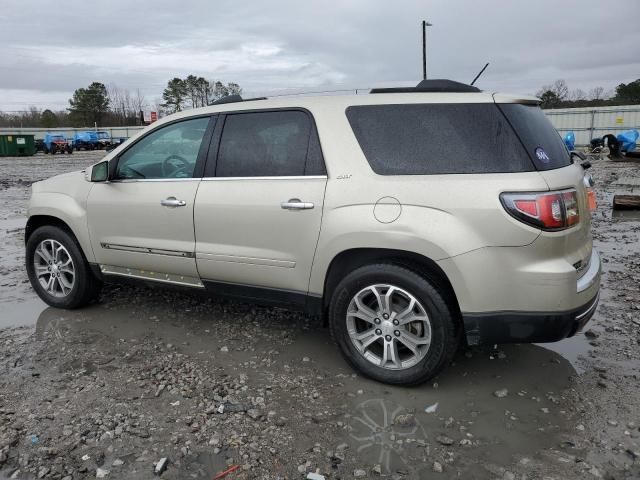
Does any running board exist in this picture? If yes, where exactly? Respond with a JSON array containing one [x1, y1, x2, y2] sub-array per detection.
[[99, 265, 204, 288]]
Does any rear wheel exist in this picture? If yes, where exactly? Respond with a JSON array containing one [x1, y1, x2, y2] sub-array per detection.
[[329, 264, 458, 385], [26, 225, 102, 309]]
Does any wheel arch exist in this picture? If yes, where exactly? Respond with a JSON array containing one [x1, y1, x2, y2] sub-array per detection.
[[26, 215, 75, 243], [322, 248, 463, 332], [25, 215, 103, 308]]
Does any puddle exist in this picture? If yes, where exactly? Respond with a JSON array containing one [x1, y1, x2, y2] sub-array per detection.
[[1, 290, 584, 478], [537, 334, 591, 373], [1, 298, 46, 329], [275, 324, 579, 476], [333, 342, 578, 475]]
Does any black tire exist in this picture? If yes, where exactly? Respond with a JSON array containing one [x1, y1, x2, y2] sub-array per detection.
[[66, 146, 73, 154], [43, 146, 49, 154], [329, 264, 458, 385], [26, 225, 102, 309]]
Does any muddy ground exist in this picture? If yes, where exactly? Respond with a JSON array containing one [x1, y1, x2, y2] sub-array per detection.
[[0, 151, 639, 480]]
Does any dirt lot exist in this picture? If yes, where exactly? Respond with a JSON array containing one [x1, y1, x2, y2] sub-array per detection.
[[0, 151, 639, 480]]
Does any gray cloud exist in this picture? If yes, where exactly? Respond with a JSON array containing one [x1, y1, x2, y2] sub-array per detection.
[[1, 0, 639, 110]]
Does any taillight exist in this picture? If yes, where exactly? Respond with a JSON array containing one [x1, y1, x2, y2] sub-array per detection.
[[500, 189, 580, 231]]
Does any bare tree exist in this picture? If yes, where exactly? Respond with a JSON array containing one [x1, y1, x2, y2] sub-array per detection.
[[227, 82, 242, 96], [588, 86, 607, 100], [571, 88, 587, 101], [216, 81, 231, 101], [132, 88, 147, 114], [552, 79, 569, 101], [153, 98, 164, 117]]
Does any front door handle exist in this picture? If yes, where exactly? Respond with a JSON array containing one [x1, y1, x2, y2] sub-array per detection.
[[281, 198, 314, 210], [161, 197, 187, 208]]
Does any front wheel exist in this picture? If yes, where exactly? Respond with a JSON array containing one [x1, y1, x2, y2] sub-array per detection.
[[26, 225, 102, 309], [329, 264, 459, 385]]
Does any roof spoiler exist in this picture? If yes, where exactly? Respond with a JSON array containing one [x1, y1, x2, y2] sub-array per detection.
[[371, 79, 481, 94]]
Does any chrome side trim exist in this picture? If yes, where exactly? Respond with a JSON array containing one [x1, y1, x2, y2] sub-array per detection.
[[100, 265, 204, 288], [200, 175, 327, 181], [577, 249, 601, 293], [195, 252, 296, 268], [110, 178, 201, 183], [100, 243, 194, 258], [110, 176, 328, 182], [576, 291, 600, 322]]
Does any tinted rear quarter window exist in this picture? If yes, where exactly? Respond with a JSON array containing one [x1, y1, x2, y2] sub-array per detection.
[[498, 104, 571, 170], [346, 104, 534, 175]]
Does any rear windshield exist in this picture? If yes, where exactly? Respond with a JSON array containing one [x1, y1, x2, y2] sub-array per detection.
[[346, 103, 534, 175], [498, 104, 571, 170]]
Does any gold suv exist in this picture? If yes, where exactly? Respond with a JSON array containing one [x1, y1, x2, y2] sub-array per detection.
[[25, 80, 601, 385]]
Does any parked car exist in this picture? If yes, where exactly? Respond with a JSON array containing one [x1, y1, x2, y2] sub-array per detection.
[[96, 131, 112, 149], [105, 137, 127, 151], [34, 138, 45, 153], [43, 133, 72, 154], [24, 80, 601, 385], [72, 131, 99, 150]]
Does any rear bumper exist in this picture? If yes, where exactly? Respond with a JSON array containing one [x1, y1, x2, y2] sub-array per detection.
[[463, 249, 601, 345], [577, 249, 601, 293], [463, 290, 600, 346]]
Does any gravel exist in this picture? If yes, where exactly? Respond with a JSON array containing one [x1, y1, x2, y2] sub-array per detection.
[[0, 152, 639, 478]]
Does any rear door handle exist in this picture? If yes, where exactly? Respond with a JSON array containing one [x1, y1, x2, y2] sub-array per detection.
[[161, 197, 187, 208], [281, 198, 314, 210]]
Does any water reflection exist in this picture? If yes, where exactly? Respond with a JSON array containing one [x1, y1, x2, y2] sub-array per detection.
[[11, 298, 584, 478]]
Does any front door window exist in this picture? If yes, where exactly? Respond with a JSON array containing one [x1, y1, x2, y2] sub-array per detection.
[[115, 117, 210, 180]]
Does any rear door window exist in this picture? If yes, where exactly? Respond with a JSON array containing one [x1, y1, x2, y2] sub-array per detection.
[[346, 104, 534, 175], [498, 104, 571, 170], [215, 110, 324, 177]]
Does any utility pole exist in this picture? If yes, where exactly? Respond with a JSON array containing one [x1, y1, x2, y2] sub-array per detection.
[[422, 20, 432, 80]]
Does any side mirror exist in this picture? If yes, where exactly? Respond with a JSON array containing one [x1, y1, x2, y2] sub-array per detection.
[[90, 160, 109, 182]]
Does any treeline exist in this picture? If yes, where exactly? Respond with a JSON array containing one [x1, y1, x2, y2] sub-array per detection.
[[4, 76, 638, 128], [162, 76, 242, 112], [537, 78, 640, 109], [0, 83, 148, 129], [0, 75, 243, 128]]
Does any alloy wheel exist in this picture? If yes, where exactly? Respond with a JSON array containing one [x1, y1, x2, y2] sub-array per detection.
[[33, 239, 75, 298], [346, 284, 432, 370]]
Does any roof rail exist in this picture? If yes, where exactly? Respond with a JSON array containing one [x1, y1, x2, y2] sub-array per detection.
[[209, 94, 243, 105], [208, 95, 268, 106], [370, 79, 481, 94]]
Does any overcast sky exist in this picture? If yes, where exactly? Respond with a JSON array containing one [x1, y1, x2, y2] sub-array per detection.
[[1, 0, 639, 111]]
